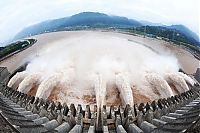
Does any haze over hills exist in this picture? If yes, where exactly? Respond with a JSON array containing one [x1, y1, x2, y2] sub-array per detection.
[[14, 12, 141, 39], [140, 20, 164, 26], [14, 12, 199, 46], [168, 25, 199, 42]]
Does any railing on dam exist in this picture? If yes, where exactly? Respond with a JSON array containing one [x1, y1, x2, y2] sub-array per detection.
[[1, 67, 200, 132]]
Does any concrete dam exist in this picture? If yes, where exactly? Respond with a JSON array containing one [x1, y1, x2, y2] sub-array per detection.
[[0, 31, 200, 133]]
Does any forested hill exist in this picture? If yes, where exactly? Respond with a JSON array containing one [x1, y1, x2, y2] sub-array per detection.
[[14, 12, 199, 46]]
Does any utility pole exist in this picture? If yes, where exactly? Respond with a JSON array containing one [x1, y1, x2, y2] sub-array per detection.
[[134, 27, 136, 34], [172, 29, 175, 42], [144, 25, 146, 38]]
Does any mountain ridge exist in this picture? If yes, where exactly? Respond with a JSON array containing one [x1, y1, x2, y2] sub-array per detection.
[[14, 12, 199, 46]]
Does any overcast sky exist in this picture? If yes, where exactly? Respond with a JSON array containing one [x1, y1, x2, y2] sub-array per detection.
[[0, 0, 199, 44]]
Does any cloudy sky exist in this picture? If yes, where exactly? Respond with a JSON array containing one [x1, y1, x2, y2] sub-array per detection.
[[0, 0, 199, 44]]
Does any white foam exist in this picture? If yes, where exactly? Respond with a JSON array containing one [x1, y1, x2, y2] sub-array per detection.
[[8, 34, 195, 105]]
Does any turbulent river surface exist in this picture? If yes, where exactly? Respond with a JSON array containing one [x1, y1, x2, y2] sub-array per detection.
[[0, 31, 198, 108]]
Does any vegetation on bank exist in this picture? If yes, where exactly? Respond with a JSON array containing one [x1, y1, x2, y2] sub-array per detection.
[[1, 24, 200, 62], [13, 11, 199, 57], [0, 39, 36, 59], [14, 12, 199, 47], [119, 27, 200, 58], [126, 26, 199, 46]]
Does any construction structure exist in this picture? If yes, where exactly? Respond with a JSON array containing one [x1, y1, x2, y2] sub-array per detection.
[[0, 66, 200, 133]]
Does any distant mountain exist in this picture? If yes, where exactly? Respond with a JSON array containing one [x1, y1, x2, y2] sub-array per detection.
[[14, 12, 142, 39], [168, 25, 199, 43], [134, 26, 199, 45], [0, 47, 4, 50], [14, 12, 199, 46], [67, 12, 141, 26], [140, 20, 164, 26], [140, 22, 199, 44]]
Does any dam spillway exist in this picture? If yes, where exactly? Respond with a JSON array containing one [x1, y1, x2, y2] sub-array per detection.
[[1, 67, 200, 132], [6, 32, 196, 107], [0, 31, 200, 132]]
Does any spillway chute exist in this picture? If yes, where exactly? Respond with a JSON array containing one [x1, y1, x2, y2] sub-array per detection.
[[8, 71, 27, 89], [115, 73, 134, 106]]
